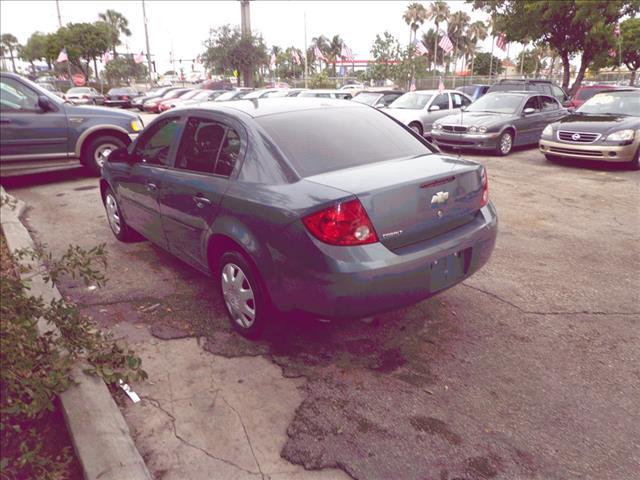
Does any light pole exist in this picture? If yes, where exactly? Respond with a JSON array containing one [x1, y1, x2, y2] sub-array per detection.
[[142, 0, 154, 87], [240, 0, 253, 87]]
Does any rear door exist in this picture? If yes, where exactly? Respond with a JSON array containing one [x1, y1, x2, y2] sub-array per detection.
[[517, 96, 543, 145], [422, 93, 451, 131], [116, 116, 182, 248], [159, 114, 246, 270]]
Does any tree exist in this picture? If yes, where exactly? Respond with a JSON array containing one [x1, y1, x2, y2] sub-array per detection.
[[369, 31, 402, 83], [473, 51, 503, 75], [1, 33, 20, 73], [326, 35, 344, 76], [310, 35, 330, 71], [427, 0, 450, 73], [467, 20, 488, 75], [203, 25, 268, 87], [403, 3, 428, 44], [98, 9, 131, 58], [619, 18, 640, 85], [20, 32, 50, 72], [447, 11, 471, 74], [470, 0, 640, 94], [421, 29, 445, 72], [58, 23, 111, 79], [104, 56, 148, 85], [516, 48, 545, 76]]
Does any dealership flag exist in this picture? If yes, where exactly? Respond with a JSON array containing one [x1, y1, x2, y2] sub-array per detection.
[[270, 53, 276, 70], [414, 39, 429, 56], [56, 48, 68, 63], [409, 78, 416, 91], [438, 76, 445, 93], [608, 48, 617, 58], [341, 43, 355, 62], [496, 33, 508, 52], [438, 34, 454, 54], [291, 50, 301, 64], [134, 52, 145, 64], [102, 51, 112, 63], [614, 23, 621, 37], [314, 45, 326, 62]]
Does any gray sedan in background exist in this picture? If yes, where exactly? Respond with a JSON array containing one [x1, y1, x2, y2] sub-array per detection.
[[101, 99, 497, 338], [431, 92, 567, 155], [384, 89, 473, 137]]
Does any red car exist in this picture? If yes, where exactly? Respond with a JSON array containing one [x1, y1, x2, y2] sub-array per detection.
[[143, 88, 191, 113], [157, 89, 203, 112], [569, 85, 625, 108]]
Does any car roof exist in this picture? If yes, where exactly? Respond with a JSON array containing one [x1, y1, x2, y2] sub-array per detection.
[[496, 78, 553, 84], [357, 89, 404, 94], [178, 97, 366, 118], [484, 90, 538, 97]]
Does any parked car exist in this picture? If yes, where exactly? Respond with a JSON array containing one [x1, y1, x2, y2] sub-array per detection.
[[64, 87, 105, 105], [158, 89, 205, 112], [201, 79, 234, 90], [214, 89, 254, 102], [339, 83, 365, 91], [262, 88, 308, 98], [0, 72, 143, 177], [567, 84, 626, 108], [179, 90, 228, 106], [100, 98, 497, 338], [352, 90, 404, 108], [243, 88, 289, 99], [456, 84, 490, 101], [384, 89, 473, 137], [285, 88, 310, 97], [131, 86, 179, 110], [297, 89, 353, 100], [143, 88, 192, 113], [38, 82, 64, 98], [539, 89, 640, 169], [431, 91, 567, 155], [104, 87, 141, 108], [487, 79, 569, 104]]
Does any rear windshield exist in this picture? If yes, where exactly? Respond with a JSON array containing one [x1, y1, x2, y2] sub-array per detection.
[[576, 88, 609, 100], [257, 107, 432, 177], [108, 88, 133, 94], [457, 85, 476, 95], [352, 92, 380, 105]]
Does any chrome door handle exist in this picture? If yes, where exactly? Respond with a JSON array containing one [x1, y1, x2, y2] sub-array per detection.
[[193, 195, 211, 208], [146, 182, 157, 192]]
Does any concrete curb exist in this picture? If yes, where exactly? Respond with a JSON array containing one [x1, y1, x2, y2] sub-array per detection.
[[1, 187, 152, 480]]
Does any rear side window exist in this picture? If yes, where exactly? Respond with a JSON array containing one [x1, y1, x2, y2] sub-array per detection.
[[576, 88, 606, 100], [451, 93, 470, 108], [257, 107, 432, 177], [431, 93, 449, 110]]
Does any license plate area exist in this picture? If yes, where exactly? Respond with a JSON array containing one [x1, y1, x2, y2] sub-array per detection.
[[429, 248, 471, 292]]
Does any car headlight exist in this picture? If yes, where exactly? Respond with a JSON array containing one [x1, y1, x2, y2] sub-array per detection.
[[433, 123, 443, 130], [468, 126, 478, 133], [542, 124, 553, 136], [131, 118, 143, 132], [478, 126, 487, 133], [606, 129, 635, 141]]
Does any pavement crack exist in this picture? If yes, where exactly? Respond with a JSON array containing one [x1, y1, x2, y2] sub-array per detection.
[[461, 283, 640, 316], [220, 395, 266, 480], [143, 395, 262, 476]]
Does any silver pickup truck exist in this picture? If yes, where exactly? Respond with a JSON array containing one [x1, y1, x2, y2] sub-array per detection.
[[0, 72, 144, 177]]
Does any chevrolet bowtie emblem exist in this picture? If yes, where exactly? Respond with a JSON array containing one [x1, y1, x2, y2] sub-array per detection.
[[431, 191, 449, 205]]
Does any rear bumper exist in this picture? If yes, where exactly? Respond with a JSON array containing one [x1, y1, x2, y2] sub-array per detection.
[[539, 138, 639, 162], [104, 100, 130, 107], [270, 203, 498, 318], [431, 130, 501, 150]]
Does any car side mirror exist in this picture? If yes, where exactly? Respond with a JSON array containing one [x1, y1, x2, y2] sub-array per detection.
[[374, 102, 385, 108], [461, 106, 468, 111], [567, 107, 576, 113], [108, 147, 131, 164], [561, 100, 572, 108], [429, 105, 441, 111], [523, 107, 536, 115], [37, 95, 54, 112]]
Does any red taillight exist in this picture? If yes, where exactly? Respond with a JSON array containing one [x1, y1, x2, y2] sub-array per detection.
[[480, 168, 489, 207], [122, 95, 129, 100], [303, 199, 378, 246], [82, 95, 89, 99]]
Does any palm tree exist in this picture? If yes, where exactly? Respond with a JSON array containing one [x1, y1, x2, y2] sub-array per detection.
[[311, 35, 329, 70], [421, 29, 444, 71], [1, 33, 20, 73], [403, 3, 428, 45], [326, 35, 344, 76], [467, 20, 488, 76], [98, 9, 131, 58], [428, 0, 450, 77], [447, 11, 470, 75]]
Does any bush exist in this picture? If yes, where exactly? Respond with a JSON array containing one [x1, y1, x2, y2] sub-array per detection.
[[0, 237, 147, 479], [308, 71, 337, 89]]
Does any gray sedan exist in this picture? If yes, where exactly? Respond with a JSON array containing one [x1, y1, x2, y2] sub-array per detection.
[[384, 89, 473, 137], [100, 99, 497, 338], [431, 92, 567, 155]]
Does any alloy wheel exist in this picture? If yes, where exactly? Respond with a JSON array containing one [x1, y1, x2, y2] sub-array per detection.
[[94, 142, 118, 168], [221, 263, 256, 328], [500, 133, 513, 155], [105, 193, 121, 235]]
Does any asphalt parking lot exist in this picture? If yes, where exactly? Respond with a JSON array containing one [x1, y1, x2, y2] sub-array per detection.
[[4, 147, 639, 480]]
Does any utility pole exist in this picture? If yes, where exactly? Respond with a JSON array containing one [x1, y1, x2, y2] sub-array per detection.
[[240, 0, 253, 87], [56, 0, 73, 84], [142, 0, 154, 87], [304, 12, 308, 88], [56, 0, 62, 28]]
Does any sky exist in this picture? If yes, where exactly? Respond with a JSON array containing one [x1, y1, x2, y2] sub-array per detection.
[[0, 0, 520, 73]]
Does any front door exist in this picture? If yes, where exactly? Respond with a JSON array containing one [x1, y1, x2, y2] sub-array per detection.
[[116, 116, 182, 248], [160, 115, 245, 271], [0, 76, 69, 166]]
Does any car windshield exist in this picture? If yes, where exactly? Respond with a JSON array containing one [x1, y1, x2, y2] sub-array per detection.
[[352, 92, 381, 106], [466, 94, 523, 113], [215, 91, 237, 101], [163, 89, 188, 99], [257, 106, 432, 177], [577, 91, 639, 116], [68, 88, 90, 94], [40, 84, 56, 92], [388, 92, 433, 109], [193, 91, 214, 100], [179, 90, 201, 100], [108, 88, 133, 95], [576, 88, 610, 100]]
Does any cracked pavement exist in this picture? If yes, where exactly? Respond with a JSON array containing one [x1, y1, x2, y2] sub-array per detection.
[[4, 146, 639, 480]]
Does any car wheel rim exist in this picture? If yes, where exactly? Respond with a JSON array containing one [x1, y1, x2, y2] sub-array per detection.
[[105, 194, 121, 235], [94, 143, 118, 168], [411, 125, 421, 135], [221, 263, 256, 329], [500, 133, 512, 154]]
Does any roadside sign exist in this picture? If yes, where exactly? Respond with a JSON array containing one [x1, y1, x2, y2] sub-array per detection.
[[73, 73, 86, 86]]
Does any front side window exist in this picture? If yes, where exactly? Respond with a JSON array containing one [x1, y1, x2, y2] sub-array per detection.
[[134, 117, 180, 166], [523, 96, 541, 112], [431, 94, 449, 110], [540, 96, 559, 111], [0, 77, 40, 112]]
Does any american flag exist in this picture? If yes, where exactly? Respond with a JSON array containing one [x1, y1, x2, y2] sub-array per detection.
[[614, 23, 621, 37], [496, 33, 507, 52], [414, 40, 429, 56], [438, 76, 445, 93], [609, 48, 617, 58], [314, 45, 326, 62], [438, 34, 454, 54], [134, 52, 145, 64], [341, 44, 355, 62], [291, 50, 301, 65], [102, 51, 112, 64], [409, 78, 416, 91], [270, 53, 277, 69], [56, 48, 68, 63]]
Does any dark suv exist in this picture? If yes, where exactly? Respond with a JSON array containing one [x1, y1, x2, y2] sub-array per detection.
[[0, 72, 144, 177], [487, 79, 569, 104]]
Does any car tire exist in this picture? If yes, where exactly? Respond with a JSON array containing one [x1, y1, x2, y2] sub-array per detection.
[[496, 131, 514, 156], [103, 187, 135, 242], [409, 122, 423, 137], [631, 147, 640, 171], [83, 135, 126, 177], [219, 250, 269, 339]]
